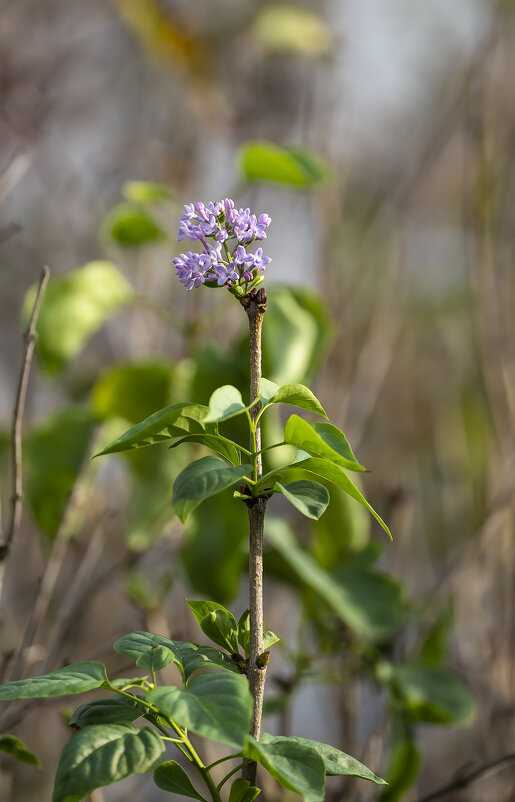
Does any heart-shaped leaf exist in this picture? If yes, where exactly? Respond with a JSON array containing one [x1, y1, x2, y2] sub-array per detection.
[[260, 734, 386, 784], [96, 403, 212, 456], [52, 724, 164, 802], [154, 760, 207, 800], [113, 632, 176, 671], [0, 662, 108, 700], [285, 416, 364, 471], [244, 735, 325, 801], [199, 610, 239, 654], [172, 457, 252, 523], [147, 673, 252, 749], [275, 480, 329, 520]]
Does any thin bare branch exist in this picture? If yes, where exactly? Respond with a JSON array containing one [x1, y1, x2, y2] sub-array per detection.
[[413, 752, 515, 802], [0, 265, 50, 564]]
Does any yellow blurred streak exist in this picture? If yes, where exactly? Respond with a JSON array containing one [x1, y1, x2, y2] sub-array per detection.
[[113, 0, 207, 73], [112, 0, 230, 124]]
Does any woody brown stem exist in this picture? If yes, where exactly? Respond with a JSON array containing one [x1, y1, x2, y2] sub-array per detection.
[[240, 288, 268, 784]]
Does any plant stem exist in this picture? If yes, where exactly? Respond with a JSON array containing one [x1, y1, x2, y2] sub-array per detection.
[[240, 288, 268, 785]]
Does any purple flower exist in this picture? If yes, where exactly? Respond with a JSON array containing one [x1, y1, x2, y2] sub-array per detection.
[[173, 198, 271, 290]]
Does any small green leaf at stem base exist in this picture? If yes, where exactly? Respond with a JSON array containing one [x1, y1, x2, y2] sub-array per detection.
[[0, 735, 41, 768], [153, 760, 208, 801], [228, 778, 261, 802]]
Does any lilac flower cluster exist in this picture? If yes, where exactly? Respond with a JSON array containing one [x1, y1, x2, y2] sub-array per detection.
[[173, 199, 271, 291]]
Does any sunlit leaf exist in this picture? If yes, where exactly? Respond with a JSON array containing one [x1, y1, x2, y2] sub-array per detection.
[[204, 385, 253, 423], [22, 261, 133, 374], [253, 6, 332, 58], [285, 415, 364, 471], [239, 142, 333, 189], [96, 403, 212, 456], [267, 383, 328, 417], [170, 433, 241, 466]]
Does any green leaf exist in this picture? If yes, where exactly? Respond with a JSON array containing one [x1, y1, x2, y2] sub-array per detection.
[[113, 632, 175, 671], [52, 724, 165, 802], [253, 7, 332, 58], [275, 480, 329, 520], [0, 662, 108, 700], [181, 492, 248, 603], [239, 142, 333, 189], [172, 456, 252, 523], [22, 261, 133, 374], [229, 778, 261, 802], [96, 403, 212, 456], [391, 664, 476, 726], [147, 673, 252, 749], [70, 697, 145, 729], [102, 202, 167, 246], [204, 385, 253, 423], [122, 180, 174, 203], [113, 631, 239, 680], [199, 610, 239, 654], [244, 735, 325, 802], [259, 378, 280, 405], [268, 383, 328, 417], [170, 433, 241, 466], [417, 602, 454, 667], [260, 734, 386, 784], [92, 360, 173, 424], [25, 407, 96, 538], [187, 599, 233, 628], [332, 563, 404, 640], [0, 735, 41, 767], [285, 416, 364, 471], [261, 457, 391, 540], [263, 631, 280, 650], [237, 609, 250, 657], [263, 288, 335, 385], [380, 714, 420, 802], [154, 760, 207, 800], [264, 519, 397, 640]]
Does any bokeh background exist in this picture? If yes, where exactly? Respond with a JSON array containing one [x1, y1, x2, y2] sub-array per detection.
[[1, 1, 514, 800]]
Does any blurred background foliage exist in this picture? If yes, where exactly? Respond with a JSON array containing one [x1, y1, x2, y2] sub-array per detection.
[[0, 1, 514, 800]]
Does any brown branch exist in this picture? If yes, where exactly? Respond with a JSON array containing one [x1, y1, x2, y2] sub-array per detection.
[[240, 288, 268, 785], [0, 265, 50, 563], [413, 753, 515, 802]]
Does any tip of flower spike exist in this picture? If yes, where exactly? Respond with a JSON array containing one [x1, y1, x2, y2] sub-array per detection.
[[172, 199, 271, 292]]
